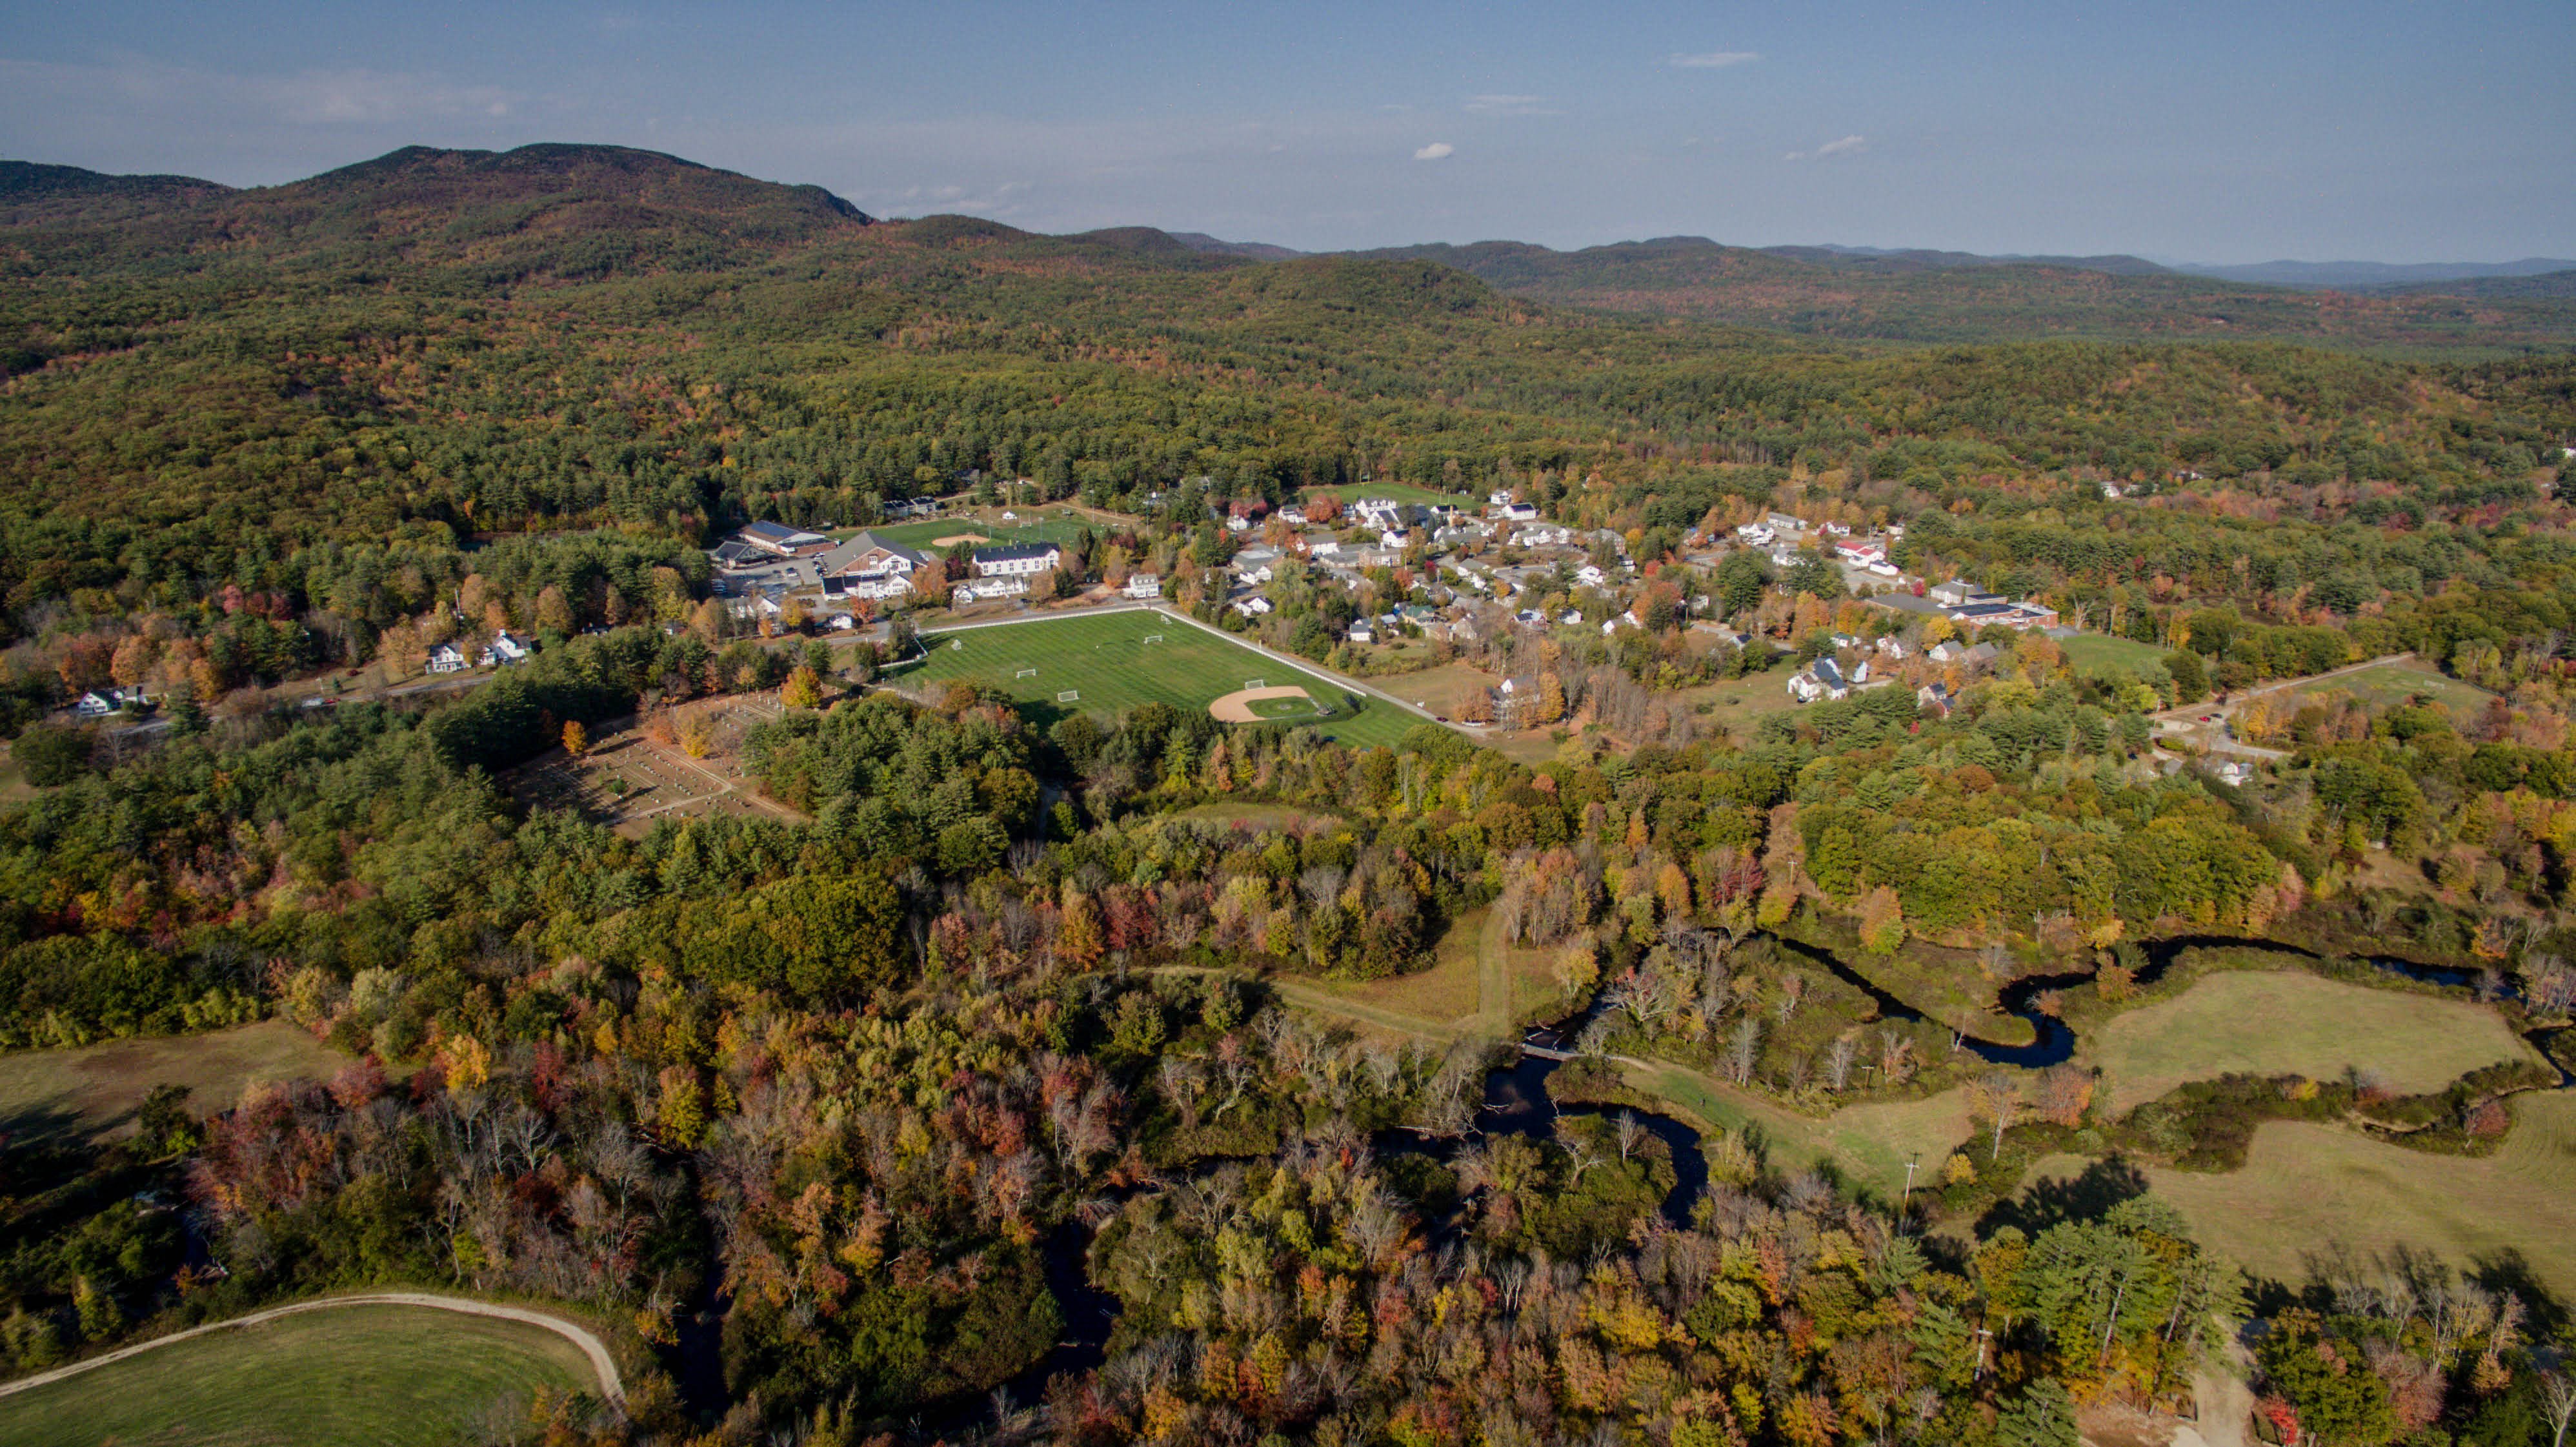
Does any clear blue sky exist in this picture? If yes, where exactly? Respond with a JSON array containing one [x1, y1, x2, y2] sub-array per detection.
[[3, 0, 2568, 263]]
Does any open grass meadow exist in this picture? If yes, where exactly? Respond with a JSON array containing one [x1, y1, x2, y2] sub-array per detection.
[[1625, 1062, 1973, 1203], [2057, 632, 2173, 678], [893, 612, 1422, 748], [2019, 1089, 2576, 1297], [2087, 971, 2542, 1112], [0, 1020, 352, 1142], [0, 1304, 597, 1446], [2284, 657, 2497, 722], [1676, 657, 1809, 736]]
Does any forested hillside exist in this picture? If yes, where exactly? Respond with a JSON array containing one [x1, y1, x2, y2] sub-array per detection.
[[5, 143, 2576, 1447], [1359, 236, 2576, 347], [4, 143, 2571, 650]]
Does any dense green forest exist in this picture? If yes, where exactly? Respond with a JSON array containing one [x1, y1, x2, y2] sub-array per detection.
[[4, 145, 2576, 1446]]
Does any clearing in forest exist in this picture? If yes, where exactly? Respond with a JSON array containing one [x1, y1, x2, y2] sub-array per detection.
[[2282, 657, 2496, 722], [0, 1020, 350, 1142], [2088, 971, 2541, 1112], [0, 1303, 596, 1446], [1624, 1062, 1975, 1203], [505, 694, 804, 837]]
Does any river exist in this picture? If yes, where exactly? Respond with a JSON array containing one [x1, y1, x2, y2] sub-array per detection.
[[911, 927, 2557, 1438]]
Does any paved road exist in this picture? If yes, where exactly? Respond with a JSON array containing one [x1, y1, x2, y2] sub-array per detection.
[[0, 1291, 625, 1406]]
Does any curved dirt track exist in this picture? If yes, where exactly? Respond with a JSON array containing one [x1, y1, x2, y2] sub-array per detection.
[[0, 1290, 624, 1406]]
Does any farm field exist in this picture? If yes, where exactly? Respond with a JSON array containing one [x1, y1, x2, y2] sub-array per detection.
[[1625, 1062, 1972, 1203], [0, 1020, 350, 1142], [0, 1303, 596, 1446], [2282, 658, 2495, 721], [894, 612, 1423, 748], [2088, 971, 2541, 1112], [2019, 1089, 2576, 1297], [504, 694, 804, 836], [2058, 633, 2172, 678]]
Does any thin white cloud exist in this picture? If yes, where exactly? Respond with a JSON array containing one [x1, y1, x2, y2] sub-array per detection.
[[1413, 141, 1454, 161], [1669, 50, 1759, 69], [1464, 94, 1558, 116], [1784, 134, 1866, 161]]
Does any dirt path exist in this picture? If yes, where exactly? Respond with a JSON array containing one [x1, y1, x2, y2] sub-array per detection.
[[2149, 651, 2415, 758], [0, 1291, 625, 1406]]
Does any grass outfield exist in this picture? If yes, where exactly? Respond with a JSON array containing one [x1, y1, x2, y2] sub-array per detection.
[[2089, 971, 2541, 1112], [0, 1021, 352, 1142], [864, 513, 1094, 552], [2021, 1090, 2576, 1296], [893, 612, 1422, 749], [0, 1304, 596, 1446], [2058, 633, 2172, 677]]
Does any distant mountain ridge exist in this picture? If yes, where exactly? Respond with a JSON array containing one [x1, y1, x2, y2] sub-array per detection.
[[1, 143, 872, 282], [10, 146, 2574, 348], [2173, 257, 2576, 290]]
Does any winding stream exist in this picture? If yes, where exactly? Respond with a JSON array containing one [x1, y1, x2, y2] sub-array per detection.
[[911, 928, 2554, 1437]]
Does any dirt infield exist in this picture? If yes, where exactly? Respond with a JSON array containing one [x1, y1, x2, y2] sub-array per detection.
[[931, 532, 991, 547], [1209, 685, 1316, 722]]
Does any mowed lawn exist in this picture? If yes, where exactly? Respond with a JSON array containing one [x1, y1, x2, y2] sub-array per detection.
[[2058, 633, 2172, 678], [2088, 971, 2540, 1113], [0, 1304, 598, 1446], [894, 612, 1422, 748], [0, 1020, 352, 1141], [2021, 1090, 2576, 1297]]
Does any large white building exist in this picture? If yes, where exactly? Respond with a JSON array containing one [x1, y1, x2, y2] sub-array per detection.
[[973, 542, 1063, 578]]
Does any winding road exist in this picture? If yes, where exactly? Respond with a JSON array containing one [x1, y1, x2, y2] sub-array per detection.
[[0, 1291, 624, 1406]]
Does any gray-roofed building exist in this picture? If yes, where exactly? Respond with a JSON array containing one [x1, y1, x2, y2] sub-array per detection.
[[973, 541, 1063, 577], [740, 520, 831, 556], [817, 531, 931, 600]]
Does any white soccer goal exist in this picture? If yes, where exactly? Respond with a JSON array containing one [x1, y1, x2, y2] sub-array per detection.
[[1243, 678, 1265, 690], [1058, 690, 1081, 702], [1015, 667, 1038, 678], [1142, 634, 1164, 645]]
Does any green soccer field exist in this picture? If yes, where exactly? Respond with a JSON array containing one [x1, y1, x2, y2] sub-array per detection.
[[891, 612, 1425, 749]]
